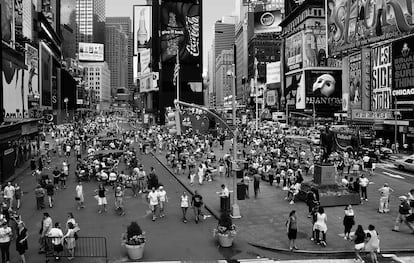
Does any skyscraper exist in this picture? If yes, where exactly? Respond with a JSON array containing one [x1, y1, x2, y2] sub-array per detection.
[[106, 17, 133, 91], [105, 24, 128, 89], [75, 0, 106, 48]]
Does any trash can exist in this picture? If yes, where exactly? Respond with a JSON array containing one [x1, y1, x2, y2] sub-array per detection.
[[237, 183, 246, 200], [236, 169, 243, 179]]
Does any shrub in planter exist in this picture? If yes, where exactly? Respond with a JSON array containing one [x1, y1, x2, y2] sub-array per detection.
[[123, 222, 146, 260], [213, 213, 237, 247]]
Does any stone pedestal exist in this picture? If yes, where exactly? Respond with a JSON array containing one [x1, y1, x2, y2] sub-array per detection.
[[314, 164, 335, 185]]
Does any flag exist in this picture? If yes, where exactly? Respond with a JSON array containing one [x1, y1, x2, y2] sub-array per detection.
[[173, 52, 180, 86]]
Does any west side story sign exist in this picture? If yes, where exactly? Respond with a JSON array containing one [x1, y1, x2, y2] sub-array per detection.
[[372, 44, 392, 111]]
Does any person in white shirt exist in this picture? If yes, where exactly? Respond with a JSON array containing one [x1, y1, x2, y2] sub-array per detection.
[[378, 183, 393, 213], [48, 222, 64, 260], [180, 191, 189, 223], [40, 213, 53, 253], [218, 184, 230, 213], [3, 182, 15, 208], [0, 219, 12, 263], [359, 174, 369, 201], [75, 182, 85, 210], [157, 186, 168, 218], [147, 187, 159, 221]]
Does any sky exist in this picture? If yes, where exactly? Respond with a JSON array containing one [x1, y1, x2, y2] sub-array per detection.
[[105, 0, 235, 72]]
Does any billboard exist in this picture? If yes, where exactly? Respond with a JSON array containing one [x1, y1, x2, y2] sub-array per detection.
[[392, 35, 414, 103], [285, 71, 305, 109], [78, 43, 104, 62], [40, 0, 59, 32], [327, 0, 414, 54], [1, 0, 15, 48], [25, 44, 39, 111], [266, 61, 280, 84], [2, 58, 24, 118], [285, 31, 302, 71], [160, 0, 201, 65], [348, 52, 362, 109], [303, 28, 327, 68], [133, 5, 152, 55], [371, 44, 392, 111], [14, 0, 23, 42], [361, 48, 371, 110], [40, 42, 52, 107], [22, 0, 33, 40], [305, 69, 342, 114], [253, 10, 282, 34]]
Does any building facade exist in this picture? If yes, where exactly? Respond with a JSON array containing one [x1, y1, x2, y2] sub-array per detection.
[[105, 24, 128, 89], [215, 49, 234, 108], [75, 0, 106, 48], [81, 62, 111, 111]]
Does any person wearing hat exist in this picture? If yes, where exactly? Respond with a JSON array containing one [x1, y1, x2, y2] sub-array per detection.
[[393, 195, 414, 233], [157, 186, 168, 218], [378, 183, 393, 213]]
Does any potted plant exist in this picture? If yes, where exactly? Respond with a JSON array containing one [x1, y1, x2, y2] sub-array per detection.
[[213, 212, 237, 247], [122, 221, 146, 260]]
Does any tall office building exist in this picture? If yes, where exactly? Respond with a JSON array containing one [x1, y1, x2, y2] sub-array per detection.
[[61, 0, 77, 59], [76, 0, 106, 48], [106, 17, 133, 91], [214, 18, 236, 58], [105, 24, 128, 89], [215, 49, 234, 107], [81, 62, 111, 111]]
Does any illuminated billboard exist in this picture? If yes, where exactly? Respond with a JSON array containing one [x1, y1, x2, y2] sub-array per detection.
[[133, 5, 152, 83], [392, 35, 414, 104], [371, 44, 392, 111], [327, 0, 414, 54], [1, 0, 15, 48], [254, 10, 282, 34], [78, 42, 105, 62]]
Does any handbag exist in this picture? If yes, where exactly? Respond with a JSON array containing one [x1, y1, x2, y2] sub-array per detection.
[[75, 197, 80, 201], [94, 195, 99, 201]]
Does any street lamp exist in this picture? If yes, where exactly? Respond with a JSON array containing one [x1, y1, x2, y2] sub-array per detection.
[[64, 97, 69, 118]]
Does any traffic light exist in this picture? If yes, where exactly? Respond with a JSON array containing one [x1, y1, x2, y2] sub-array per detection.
[[166, 110, 181, 135]]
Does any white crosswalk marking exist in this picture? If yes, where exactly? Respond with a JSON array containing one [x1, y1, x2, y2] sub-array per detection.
[[383, 172, 405, 179]]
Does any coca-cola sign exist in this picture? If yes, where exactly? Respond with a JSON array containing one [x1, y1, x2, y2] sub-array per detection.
[[185, 16, 200, 57]]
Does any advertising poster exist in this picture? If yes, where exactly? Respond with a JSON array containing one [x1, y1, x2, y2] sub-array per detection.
[[349, 52, 362, 109], [253, 10, 282, 34], [1, 0, 15, 48], [305, 69, 342, 114], [361, 48, 371, 110], [78, 43, 104, 62], [25, 44, 39, 110], [22, 0, 33, 40], [2, 58, 24, 118], [40, 0, 57, 31], [285, 31, 303, 71], [285, 72, 304, 108], [266, 89, 276, 106], [266, 61, 280, 84], [133, 5, 152, 56], [303, 29, 327, 68], [371, 44, 392, 110], [160, 0, 200, 65], [14, 0, 23, 40], [392, 35, 414, 103], [40, 43, 52, 107], [342, 56, 349, 112], [327, 0, 414, 54]]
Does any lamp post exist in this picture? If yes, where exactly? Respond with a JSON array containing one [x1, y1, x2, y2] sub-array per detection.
[[64, 97, 69, 118]]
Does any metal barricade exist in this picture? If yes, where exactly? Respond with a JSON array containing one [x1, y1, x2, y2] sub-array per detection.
[[44, 236, 108, 262]]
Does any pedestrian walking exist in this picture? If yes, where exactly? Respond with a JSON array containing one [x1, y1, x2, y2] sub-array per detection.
[[365, 224, 380, 263], [39, 212, 53, 253], [243, 173, 250, 199], [137, 166, 146, 193], [359, 174, 369, 201], [408, 189, 414, 213], [45, 179, 55, 208], [63, 222, 76, 260], [353, 225, 366, 263], [147, 187, 159, 221], [47, 222, 64, 260], [114, 186, 125, 216], [34, 184, 46, 210], [14, 183, 22, 210], [343, 205, 355, 240], [75, 181, 85, 210], [378, 183, 393, 213], [94, 184, 107, 214], [52, 167, 61, 190], [130, 170, 138, 197], [197, 163, 204, 185], [392, 195, 414, 233], [3, 182, 15, 208], [0, 219, 12, 263], [313, 206, 327, 246], [253, 171, 261, 198], [16, 221, 28, 263], [286, 210, 298, 251], [191, 190, 204, 223], [157, 186, 168, 218], [180, 191, 189, 223]]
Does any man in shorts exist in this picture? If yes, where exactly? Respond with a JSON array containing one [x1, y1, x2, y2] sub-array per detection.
[[47, 222, 64, 260], [147, 187, 159, 221], [191, 190, 205, 223]]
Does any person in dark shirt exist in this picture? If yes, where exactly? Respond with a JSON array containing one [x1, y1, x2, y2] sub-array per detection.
[[52, 167, 61, 190], [44, 180, 55, 208], [191, 190, 204, 223]]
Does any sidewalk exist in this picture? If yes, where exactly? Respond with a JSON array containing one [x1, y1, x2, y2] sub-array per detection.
[[153, 141, 414, 255]]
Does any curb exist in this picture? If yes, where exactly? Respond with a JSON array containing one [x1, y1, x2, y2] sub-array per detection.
[[150, 152, 219, 221], [249, 242, 414, 256]]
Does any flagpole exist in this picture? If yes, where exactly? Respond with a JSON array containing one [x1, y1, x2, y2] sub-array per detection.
[[176, 51, 180, 102]]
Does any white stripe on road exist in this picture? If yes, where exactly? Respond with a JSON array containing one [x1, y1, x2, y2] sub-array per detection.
[[381, 167, 414, 178], [383, 172, 405, 179]]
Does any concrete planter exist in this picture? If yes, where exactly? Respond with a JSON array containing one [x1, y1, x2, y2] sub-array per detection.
[[217, 233, 234, 247], [125, 243, 145, 260]]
